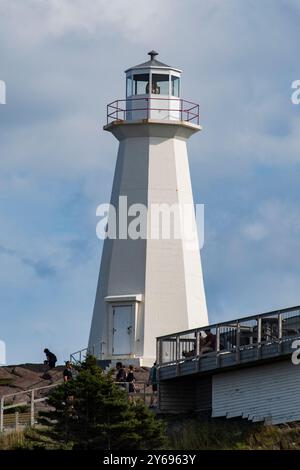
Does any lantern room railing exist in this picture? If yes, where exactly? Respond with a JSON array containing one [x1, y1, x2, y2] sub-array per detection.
[[106, 97, 200, 125]]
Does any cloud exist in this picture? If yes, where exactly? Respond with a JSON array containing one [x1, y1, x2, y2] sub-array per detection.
[[0, 243, 57, 278], [0, 0, 173, 45], [241, 222, 268, 242]]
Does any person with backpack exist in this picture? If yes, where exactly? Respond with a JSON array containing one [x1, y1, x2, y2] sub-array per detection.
[[44, 348, 57, 369]]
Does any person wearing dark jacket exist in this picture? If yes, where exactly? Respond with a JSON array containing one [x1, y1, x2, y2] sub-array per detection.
[[63, 361, 74, 382], [115, 362, 126, 387], [44, 348, 57, 369]]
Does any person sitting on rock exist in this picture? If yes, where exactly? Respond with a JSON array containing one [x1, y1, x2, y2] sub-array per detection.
[[44, 348, 57, 369]]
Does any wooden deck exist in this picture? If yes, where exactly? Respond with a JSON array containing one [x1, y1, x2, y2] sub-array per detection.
[[157, 305, 300, 381], [158, 335, 298, 381]]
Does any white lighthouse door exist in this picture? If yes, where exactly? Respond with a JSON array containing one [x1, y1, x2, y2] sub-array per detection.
[[112, 305, 133, 355]]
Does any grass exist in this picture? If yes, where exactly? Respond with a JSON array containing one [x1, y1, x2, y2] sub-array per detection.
[[2, 419, 300, 450], [0, 378, 14, 386], [0, 427, 72, 450], [0, 430, 27, 450], [166, 418, 300, 450]]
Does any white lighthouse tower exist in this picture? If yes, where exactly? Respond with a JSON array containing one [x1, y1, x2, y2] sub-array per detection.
[[89, 52, 208, 366]]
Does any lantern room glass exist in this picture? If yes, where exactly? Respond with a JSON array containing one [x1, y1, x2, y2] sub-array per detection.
[[171, 76, 180, 97], [126, 76, 132, 97], [151, 74, 169, 95], [132, 74, 149, 95]]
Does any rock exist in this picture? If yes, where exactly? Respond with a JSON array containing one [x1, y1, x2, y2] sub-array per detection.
[[0, 364, 64, 398]]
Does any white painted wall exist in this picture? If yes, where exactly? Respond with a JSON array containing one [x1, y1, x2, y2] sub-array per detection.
[[212, 360, 300, 425], [89, 121, 208, 366]]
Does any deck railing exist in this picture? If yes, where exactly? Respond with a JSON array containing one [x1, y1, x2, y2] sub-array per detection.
[[156, 305, 300, 370]]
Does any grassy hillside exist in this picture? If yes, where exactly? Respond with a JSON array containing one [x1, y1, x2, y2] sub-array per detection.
[[1, 419, 300, 450], [166, 417, 300, 450]]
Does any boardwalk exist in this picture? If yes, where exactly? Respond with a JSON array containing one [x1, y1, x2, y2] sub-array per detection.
[[156, 306, 300, 424], [157, 305, 300, 380]]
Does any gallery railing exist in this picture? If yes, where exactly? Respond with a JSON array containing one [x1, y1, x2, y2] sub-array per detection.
[[106, 97, 200, 125]]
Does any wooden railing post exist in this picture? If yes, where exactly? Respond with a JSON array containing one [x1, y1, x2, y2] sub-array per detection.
[[175, 336, 179, 362], [30, 390, 35, 427], [156, 339, 160, 365], [278, 312, 283, 353], [257, 316, 262, 359], [216, 326, 220, 367], [236, 323, 240, 363], [196, 330, 201, 372], [176, 335, 180, 376], [216, 326, 220, 352], [15, 411, 19, 431], [0, 397, 4, 433], [196, 331, 201, 356]]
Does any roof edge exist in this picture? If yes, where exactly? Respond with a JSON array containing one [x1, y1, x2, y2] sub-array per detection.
[[125, 65, 182, 73]]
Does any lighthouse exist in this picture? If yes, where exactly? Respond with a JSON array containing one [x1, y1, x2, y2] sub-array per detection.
[[88, 52, 208, 366]]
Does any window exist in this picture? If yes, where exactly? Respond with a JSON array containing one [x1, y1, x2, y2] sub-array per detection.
[[152, 74, 169, 95], [126, 76, 132, 97], [171, 76, 180, 97], [133, 74, 149, 95]]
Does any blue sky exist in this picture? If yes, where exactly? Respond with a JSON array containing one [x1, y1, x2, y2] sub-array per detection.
[[1, 0, 300, 364]]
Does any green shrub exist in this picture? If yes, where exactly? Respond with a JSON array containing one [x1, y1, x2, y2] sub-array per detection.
[[39, 355, 166, 450]]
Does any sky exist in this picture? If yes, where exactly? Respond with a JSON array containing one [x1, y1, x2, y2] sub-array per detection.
[[0, 0, 300, 365]]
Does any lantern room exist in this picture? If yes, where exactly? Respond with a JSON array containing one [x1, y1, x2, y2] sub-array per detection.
[[125, 50, 182, 121]]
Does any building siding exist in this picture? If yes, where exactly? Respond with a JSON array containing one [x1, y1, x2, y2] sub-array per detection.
[[196, 377, 212, 414], [212, 360, 300, 424], [159, 377, 196, 412], [159, 376, 212, 413]]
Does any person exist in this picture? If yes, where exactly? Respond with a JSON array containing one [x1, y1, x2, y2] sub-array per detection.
[[63, 361, 74, 382], [44, 348, 57, 369], [145, 80, 160, 94], [62, 361, 76, 407], [115, 362, 126, 386], [148, 361, 158, 408], [151, 80, 160, 94], [126, 365, 136, 394], [200, 329, 216, 354]]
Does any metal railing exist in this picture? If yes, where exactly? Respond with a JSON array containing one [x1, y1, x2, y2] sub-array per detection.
[[0, 380, 152, 433], [70, 347, 89, 364], [0, 383, 60, 433], [156, 305, 300, 369], [107, 97, 200, 125], [115, 381, 153, 405]]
